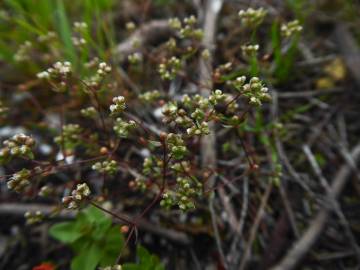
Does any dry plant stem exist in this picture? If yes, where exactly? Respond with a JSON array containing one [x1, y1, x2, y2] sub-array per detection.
[[218, 186, 240, 234], [0, 203, 190, 245], [114, 20, 174, 60], [199, 0, 223, 188], [238, 181, 273, 270], [209, 194, 227, 269], [302, 144, 360, 263], [270, 90, 299, 238], [229, 177, 249, 264], [90, 201, 134, 225], [334, 23, 360, 88], [271, 143, 360, 270], [116, 142, 168, 263], [79, 79, 108, 134]]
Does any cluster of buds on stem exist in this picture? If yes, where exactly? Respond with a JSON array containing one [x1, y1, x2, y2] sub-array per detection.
[[92, 159, 118, 175], [110, 96, 126, 115], [54, 124, 83, 150], [72, 22, 87, 48], [14, 41, 32, 62], [142, 157, 163, 178], [7, 169, 31, 193], [113, 118, 136, 138], [73, 21, 88, 31], [62, 183, 91, 209], [166, 133, 187, 160], [238, 7, 267, 27], [128, 52, 143, 65], [97, 62, 112, 76], [241, 44, 260, 57], [160, 176, 202, 211], [37, 61, 72, 92], [37, 31, 56, 43], [158, 56, 181, 80], [139, 90, 161, 103], [0, 133, 35, 162], [84, 62, 112, 88], [38, 185, 53, 197], [24, 211, 44, 225], [168, 15, 203, 40], [233, 76, 270, 106], [81, 106, 97, 118], [281, 20, 303, 37]]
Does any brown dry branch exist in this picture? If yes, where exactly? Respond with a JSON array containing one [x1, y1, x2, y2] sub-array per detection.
[[114, 20, 174, 61], [198, 0, 223, 188], [271, 143, 360, 270], [0, 203, 191, 245]]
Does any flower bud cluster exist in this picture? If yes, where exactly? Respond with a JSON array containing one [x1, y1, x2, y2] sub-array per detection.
[[126, 21, 136, 31], [281, 20, 303, 37], [38, 185, 53, 197], [37, 61, 72, 92], [37, 61, 72, 79], [7, 169, 31, 193], [14, 41, 32, 62], [81, 106, 97, 118], [24, 211, 44, 225], [97, 62, 112, 76], [166, 133, 187, 160], [232, 76, 246, 90], [37, 31, 56, 43], [139, 90, 161, 103], [132, 177, 147, 191], [158, 56, 181, 80], [160, 177, 202, 211], [236, 76, 270, 106], [62, 183, 91, 209], [109, 96, 126, 115], [241, 44, 260, 57], [72, 22, 87, 47], [72, 36, 86, 47], [238, 7, 267, 27], [84, 57, 99, 69], [166, 38, 177, 51], [0, 133, 35, 162], [54, 124, 82, 149], [142, 157, 163, 178], [84, 62, 112, 87], [170, 161, 191, 174], [113, 118, 136, 138], [128, 52, 143, 64], [169, 16, 203, 40], [213, 62, 233, 80], [73, 21, 88, 31], [209, 89, 226, 105], [186, 122, 210, 137], [168, 18, 182, 30], [161, 96, 211, 136], [92, 159, 118, 175]]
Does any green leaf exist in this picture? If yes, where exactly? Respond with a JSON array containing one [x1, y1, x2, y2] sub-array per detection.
[[82, 205, 110, 224], [71, 242, 103, 270], [99, 226, 124, 266], [50, 206, 123, 270], [54, 0, 76, 63], [123, 245, 164, 270], [49, 221, 83, 244]]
